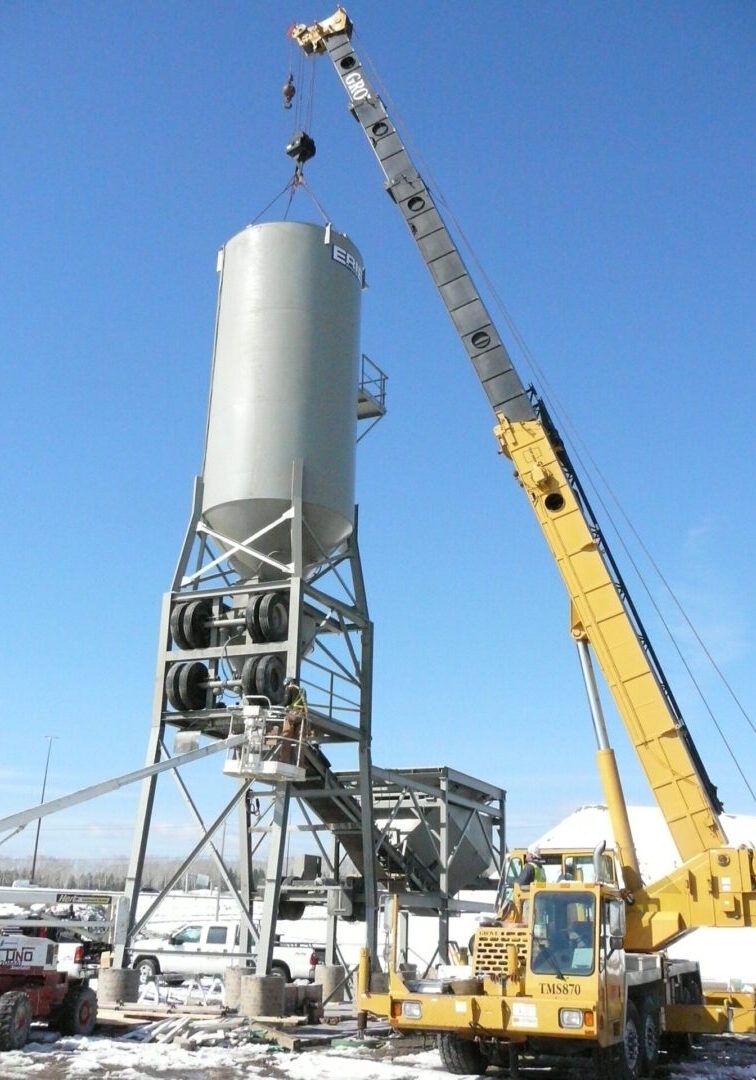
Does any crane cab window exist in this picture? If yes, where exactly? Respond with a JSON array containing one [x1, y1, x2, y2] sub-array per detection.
[[530, 892, 595, 976], [559, 854, 615, 885]]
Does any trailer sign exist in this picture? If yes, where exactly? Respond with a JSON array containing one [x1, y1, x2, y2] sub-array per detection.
[[0, 945, 36, 965], [56, 892, 112, 906]]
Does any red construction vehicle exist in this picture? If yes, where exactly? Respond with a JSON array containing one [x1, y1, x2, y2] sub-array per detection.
[[0, 930, 96, 1050]]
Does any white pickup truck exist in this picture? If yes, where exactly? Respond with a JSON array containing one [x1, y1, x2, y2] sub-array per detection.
[[127, 918, 322, 984]]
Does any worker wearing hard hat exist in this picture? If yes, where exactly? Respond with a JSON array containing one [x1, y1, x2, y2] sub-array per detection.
[[516, 845, 546, 888]]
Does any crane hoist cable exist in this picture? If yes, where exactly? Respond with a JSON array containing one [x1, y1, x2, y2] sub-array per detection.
[[247, 178, 297, 227]]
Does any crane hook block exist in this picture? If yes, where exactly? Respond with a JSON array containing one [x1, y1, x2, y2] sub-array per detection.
[[286, 131, 316, 166], [282, 73, 295, 110]]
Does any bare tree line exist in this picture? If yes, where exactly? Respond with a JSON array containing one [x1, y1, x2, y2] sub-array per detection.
[[0, 855, 266, 892]]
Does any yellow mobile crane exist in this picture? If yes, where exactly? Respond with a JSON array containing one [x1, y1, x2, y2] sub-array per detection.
[[292, 9, 756, 1077]]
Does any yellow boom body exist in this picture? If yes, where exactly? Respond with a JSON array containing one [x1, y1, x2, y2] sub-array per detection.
[[293, 6, 756, 1063]]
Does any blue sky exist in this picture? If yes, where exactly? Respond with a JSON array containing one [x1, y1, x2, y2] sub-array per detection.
[[2, 2, 754, 864]]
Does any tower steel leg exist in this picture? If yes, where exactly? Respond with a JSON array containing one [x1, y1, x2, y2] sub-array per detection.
[[237, 783, 255, 960], [256, 785, 291, 974], [438, 772, 450, 965], [114, 593, 172, 967], [358, 620, 378, 964], [326, 836, 340, 966]]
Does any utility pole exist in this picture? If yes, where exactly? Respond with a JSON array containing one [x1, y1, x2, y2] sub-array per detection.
[[31, 735, 57, 883]]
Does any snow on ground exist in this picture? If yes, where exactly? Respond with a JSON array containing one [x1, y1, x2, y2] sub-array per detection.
[[0, 1031, 754, 1079]]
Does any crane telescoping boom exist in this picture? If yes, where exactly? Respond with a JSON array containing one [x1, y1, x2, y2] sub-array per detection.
[[292, 8, 756, 953], [288, 13, 756, 1060]]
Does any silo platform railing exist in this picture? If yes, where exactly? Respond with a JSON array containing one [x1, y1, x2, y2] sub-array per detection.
[[357, 353, 387, 421]]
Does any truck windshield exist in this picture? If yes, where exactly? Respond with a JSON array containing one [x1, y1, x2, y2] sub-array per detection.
[[530, 892, 595, 977]]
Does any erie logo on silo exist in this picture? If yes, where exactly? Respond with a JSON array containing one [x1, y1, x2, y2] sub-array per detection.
[[331, 244, 366, 286]]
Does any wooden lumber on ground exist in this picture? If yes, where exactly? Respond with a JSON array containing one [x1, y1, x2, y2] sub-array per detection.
[[103, 1004, 390, 1052]]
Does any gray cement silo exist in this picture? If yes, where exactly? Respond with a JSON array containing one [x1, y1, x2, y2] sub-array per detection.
[[201, 221, 364, 578]]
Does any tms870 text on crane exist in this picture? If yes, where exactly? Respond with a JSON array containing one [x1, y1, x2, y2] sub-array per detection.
[[292, 9, 756, 1079]]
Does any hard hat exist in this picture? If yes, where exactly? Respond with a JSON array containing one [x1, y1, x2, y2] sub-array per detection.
[[527, 844, 543, 862]]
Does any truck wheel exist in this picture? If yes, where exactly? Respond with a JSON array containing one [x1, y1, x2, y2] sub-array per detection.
[[271, 961, 291, 982], [639, 999, 660, 1074], [59, 986, 97, 1036], [135, 956, 159, 983], [621, 1001, 642, 1080], [436, 1033, 487, 1075], [0, 991, 32, 1051]]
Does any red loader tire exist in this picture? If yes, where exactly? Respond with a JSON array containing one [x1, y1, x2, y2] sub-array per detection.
[[59, 985, 97, 1036], [0, 990, 32, 1051]]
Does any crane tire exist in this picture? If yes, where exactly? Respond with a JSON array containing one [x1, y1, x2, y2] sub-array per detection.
[[258, 592, 289, 642], [639, 998, 661, 1074], [621, 1000, 642, 1080], [436, 1033, 487, 1075], [0, 990, 32, 1051]]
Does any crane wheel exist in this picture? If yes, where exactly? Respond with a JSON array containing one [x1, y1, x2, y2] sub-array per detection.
[[639, 998, 661, 1075], [436, 1033, 486, 1075], [620, 1000, 642, 1080], [258, 592, 289, 642], [0, 990, 32, 1051]]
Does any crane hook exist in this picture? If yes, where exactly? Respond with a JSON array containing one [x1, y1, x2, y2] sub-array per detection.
[[282, 73, 295, 110]]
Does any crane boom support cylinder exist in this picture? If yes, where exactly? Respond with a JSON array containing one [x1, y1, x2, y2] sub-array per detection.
[[576, 639, 610, 751], [595, 748, 642, 893]]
